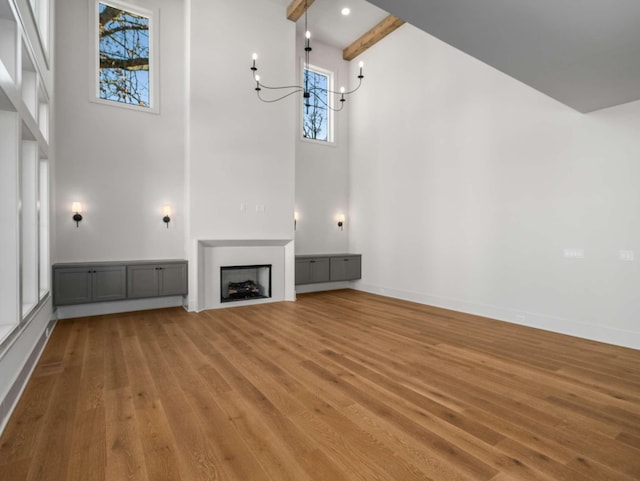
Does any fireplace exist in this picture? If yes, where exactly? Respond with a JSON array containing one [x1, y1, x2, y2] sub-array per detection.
[[194, 239, 294, 311], [220, 264, 272, 303]]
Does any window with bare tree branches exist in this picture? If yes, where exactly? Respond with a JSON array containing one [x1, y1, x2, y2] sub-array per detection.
[[95, 1, 155, 110], [302, 66, 334, 143]]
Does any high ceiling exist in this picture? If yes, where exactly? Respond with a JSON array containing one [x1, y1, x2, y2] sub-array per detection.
[[367, 0, 640, 112], [275, 0, 640, 113]]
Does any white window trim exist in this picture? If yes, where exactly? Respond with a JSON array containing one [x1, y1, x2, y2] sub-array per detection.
[[300, 62, 336, 145], [90, 0, 159, 113]]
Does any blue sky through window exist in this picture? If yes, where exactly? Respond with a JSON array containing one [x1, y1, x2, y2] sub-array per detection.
[[303, 68, 329, 141], [98, 2, 150, 107]]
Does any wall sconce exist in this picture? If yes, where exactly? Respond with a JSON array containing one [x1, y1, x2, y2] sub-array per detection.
[[294, 211, 299, 231], [162, 205, 172, 228], [337, 214, 345, 231], [71, 202, 83, 227]]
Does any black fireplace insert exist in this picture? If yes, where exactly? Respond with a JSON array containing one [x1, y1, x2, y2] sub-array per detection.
[[220, 264, 272, 303]]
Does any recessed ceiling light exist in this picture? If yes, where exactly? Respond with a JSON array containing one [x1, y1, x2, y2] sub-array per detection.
[[341, 7, 351, 16]]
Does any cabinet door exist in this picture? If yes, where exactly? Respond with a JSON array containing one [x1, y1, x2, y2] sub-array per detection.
[[92, 266, 127, 302], [295, 259, 312, 285], [309, 258, 330, 283], [158, 263, 188, 296], [330, 256, 361, 281], [127, 265, 159, 299], [53, 268, 92, 305], [345, 256, 361, 280]]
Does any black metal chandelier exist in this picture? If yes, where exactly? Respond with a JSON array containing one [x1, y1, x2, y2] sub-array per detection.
[[250, 1, 364, 112]]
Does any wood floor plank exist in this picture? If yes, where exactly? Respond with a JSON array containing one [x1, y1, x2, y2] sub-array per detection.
[[136, 337, 225, 481], [104, 387, 149, 481], [0, 375, 56, 466], [0, 290, 638, 481], [25, 365, 82, 481], [120, 333, 183, 481], [65, 407, 106, 481]]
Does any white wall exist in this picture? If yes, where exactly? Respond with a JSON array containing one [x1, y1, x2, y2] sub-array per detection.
[[187, 0, 296, 309], [188, 0, 294, 242], [295, 38, 350, 254], [349, 25, 640, 349], [54, 0, 186, 263]]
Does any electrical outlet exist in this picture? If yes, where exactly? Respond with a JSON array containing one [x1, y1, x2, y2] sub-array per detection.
[[515, 314, 526, 323], [619, 250, 635, 261], [240, 203, 247, 212], [256, 204, 265, 213], [563, 248, 584, 259]]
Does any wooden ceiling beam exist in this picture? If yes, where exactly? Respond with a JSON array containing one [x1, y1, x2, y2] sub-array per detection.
[[287, 0, 315, 22], [343, 15, 405, 61]]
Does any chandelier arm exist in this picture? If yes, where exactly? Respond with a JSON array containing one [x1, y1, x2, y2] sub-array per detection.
[[327, 77, 362, 96], [252, 70, 304, 91], [259, 84, 305, 91], [257, 89, 304, 103]]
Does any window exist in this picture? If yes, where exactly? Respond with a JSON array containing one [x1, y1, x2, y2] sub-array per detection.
[[303, 65, 334, 142], [95, 1, 156, 111]]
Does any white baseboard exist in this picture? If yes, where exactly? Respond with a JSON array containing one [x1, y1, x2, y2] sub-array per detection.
[[295, 281, 354, 294], [355, 283, 640, 350]]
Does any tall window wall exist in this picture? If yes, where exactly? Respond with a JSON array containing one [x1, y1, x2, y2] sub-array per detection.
[[0, 0, 52, 345]]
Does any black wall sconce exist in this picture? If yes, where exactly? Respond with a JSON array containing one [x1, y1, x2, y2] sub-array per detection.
[[72, 202, 83, 227], [163, 205, 172, 228], [337, 214, 345, 231]]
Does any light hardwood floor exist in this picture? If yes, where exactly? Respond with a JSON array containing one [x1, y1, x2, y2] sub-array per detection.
[[1, 289, 639, 481]]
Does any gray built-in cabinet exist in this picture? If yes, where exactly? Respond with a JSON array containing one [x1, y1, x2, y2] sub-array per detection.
[[295, 254, 361, 285], [53, 265, 127, 305], [53, 260, 187, 306], [127, 263, 188, 299]]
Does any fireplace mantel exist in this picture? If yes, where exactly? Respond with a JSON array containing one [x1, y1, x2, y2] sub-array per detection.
[[199, 239, 293, 248], [189, 238, 295, 311]]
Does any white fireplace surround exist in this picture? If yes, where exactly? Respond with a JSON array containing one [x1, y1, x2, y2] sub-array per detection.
[[190, 239, 295, 311]]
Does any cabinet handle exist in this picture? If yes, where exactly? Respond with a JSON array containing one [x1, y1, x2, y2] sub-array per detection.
[[310, 260, 316, 263], [87, 270, 92, 274]]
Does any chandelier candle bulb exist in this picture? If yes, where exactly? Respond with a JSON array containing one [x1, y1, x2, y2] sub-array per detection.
[[251, 53, 258, 70], [305, 30, 311, 53], [358, 61, 364, 78]]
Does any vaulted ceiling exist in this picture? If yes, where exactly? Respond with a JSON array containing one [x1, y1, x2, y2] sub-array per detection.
[[281, 0, 640, 113]]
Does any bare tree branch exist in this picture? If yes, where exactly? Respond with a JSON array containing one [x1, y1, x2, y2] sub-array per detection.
[[100, 56, 149, 71]]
